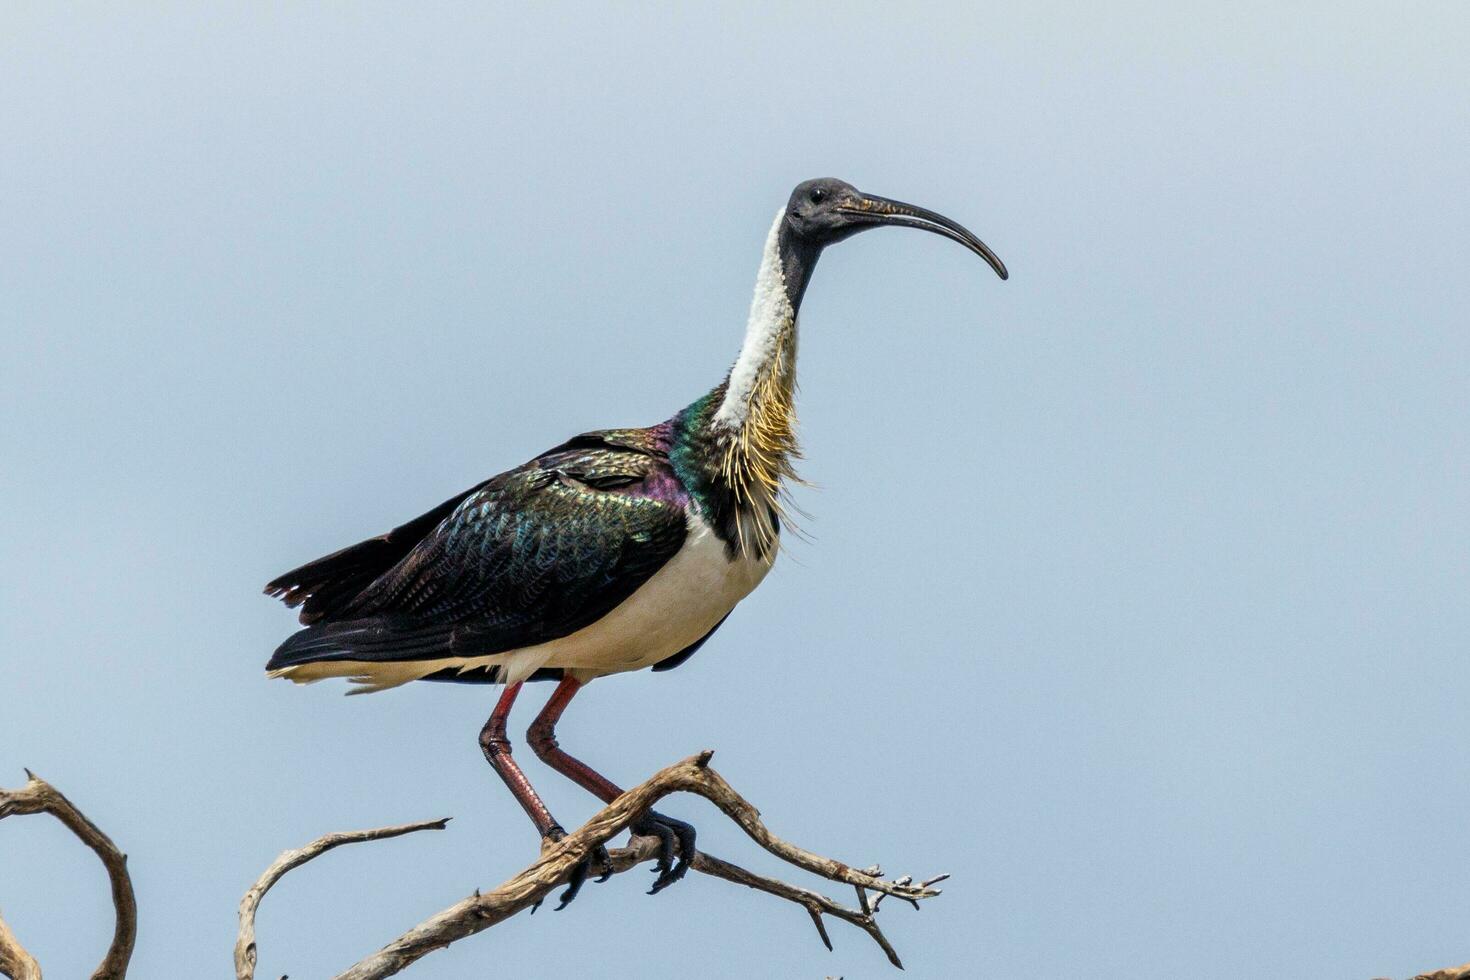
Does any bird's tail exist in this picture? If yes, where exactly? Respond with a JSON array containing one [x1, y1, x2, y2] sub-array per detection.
[[268, 619, 469, 693], [265, 619, 548, 694]]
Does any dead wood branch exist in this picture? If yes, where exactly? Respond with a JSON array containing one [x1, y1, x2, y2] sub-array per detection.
[[235, 818, 449, 980], [297, 751, 943, 979], [1374, 964, 1470, 980], [0, 909, 42, 980], [4, 763, 1467, 980], [0, 771, 136, 980]]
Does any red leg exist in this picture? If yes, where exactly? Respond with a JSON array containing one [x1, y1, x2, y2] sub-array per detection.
[[484, 679, 615, 909], [527, 676, 697, 894], [527, 676, 624, 803], [478, 681, 561, 838]]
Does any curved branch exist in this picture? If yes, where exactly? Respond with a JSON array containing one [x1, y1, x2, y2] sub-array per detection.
[[0, 909, 42, 980], [0, 772, 135, 980], [235, 818, 449, 980], [10, 761, 1465, 980], [324, 751, 943, 979]]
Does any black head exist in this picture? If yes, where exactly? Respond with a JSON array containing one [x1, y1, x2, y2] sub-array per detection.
[[781, 177, 1008, 288]]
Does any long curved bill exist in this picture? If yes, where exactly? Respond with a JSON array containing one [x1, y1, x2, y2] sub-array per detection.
[[838, 194, 1008, 280]]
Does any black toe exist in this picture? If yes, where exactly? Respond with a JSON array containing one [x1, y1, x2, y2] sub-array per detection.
[[534, 825, 613, 912], [631, 809, 696, 895]]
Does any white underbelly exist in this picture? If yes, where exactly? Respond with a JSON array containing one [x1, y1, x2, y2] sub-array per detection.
[[285, 513, 774, 693], [517, 513, 772, 680]]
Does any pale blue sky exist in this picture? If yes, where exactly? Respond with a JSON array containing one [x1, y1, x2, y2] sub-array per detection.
[[3, 3, 1468, 978]]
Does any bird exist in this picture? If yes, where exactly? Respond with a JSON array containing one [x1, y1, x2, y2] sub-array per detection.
[[264, 177, 1007, 908]]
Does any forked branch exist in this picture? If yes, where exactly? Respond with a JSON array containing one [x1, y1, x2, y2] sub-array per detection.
[[246, 751, 944, 979], [0, 772, 136, 980], [4, 763, 1469, 980]]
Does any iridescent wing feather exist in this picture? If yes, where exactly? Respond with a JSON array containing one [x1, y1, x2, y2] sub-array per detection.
[[265, 431, 688, 672]]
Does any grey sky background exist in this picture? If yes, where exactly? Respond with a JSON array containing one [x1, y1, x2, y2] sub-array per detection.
[[3, 3, 1468, 977]]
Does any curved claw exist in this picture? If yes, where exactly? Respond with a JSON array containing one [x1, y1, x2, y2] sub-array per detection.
[[529, 825, 614, 912], [594, 844, 616, 883], [554, 841, 614, 910], [632, 809, 696, 895]]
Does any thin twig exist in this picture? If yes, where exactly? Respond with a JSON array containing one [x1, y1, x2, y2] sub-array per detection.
[[235, 818, 449, 980], [8, 761, 1467, 980], [0, 909, 42, 980], [329, 752, 944, 979], [0, 772, 134, 980]]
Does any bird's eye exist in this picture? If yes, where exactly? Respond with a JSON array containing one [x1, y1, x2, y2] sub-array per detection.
[[809, 187, 826, 204]]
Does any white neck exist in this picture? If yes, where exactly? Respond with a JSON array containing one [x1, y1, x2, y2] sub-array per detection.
[[713, 209, 796, 429]]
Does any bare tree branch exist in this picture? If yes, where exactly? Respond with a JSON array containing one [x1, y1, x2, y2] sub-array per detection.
[[4, 760, 1469, 980], [290, 751, 945, 979], [235, 818, 449, 980], [1373, 964, 1470, 980], [0, 771, 135, 980], [0, 909, 42, 980]]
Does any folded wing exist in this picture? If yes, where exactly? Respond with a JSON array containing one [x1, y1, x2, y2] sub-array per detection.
[[265, 433, 688, 674]]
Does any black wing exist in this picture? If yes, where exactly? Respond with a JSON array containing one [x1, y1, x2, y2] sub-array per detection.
[[265, 434, 688, 671], [264, 482, 492, 625]]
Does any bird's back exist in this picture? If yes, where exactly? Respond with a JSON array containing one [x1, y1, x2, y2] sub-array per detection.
[[264, 426, 696, 688]]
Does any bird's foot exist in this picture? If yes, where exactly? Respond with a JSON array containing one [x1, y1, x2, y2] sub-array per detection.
[[630, 809, 696, 894], [534, 824, 614, 912]]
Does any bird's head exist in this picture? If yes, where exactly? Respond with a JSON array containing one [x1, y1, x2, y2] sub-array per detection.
[[782, 177, 1008, 282]]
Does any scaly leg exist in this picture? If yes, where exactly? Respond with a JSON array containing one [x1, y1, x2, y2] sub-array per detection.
[[527, 676, 697, 895], [478, 680, 609, 909]]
